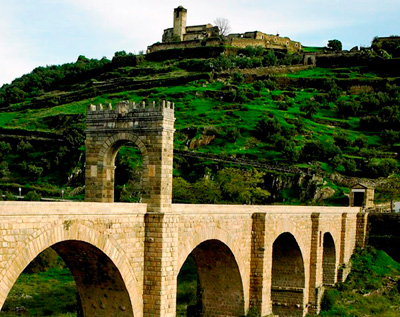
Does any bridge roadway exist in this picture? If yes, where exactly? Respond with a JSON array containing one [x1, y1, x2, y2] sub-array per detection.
[[0, 201, 366, 316]]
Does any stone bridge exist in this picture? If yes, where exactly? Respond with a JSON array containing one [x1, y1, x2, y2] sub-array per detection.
[[0, 100, 367, 316], [0, 202, 365, 316]]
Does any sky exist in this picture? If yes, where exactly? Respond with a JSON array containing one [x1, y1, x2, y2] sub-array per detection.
[[0, 0, 399, 86]]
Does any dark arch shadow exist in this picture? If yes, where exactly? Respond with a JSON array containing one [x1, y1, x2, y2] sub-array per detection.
[[322, 233, 336, 285], [271, 232, 305, 316], [177, 239, 245, 316], [52, 240, 134, 317]]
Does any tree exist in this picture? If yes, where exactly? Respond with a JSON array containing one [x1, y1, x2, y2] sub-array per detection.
[[327, 39, 342, 51], [214, 17, 231, 36], [217, 167, 270, 204]]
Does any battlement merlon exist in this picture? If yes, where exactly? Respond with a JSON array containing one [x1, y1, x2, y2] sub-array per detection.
[[86, 100, 175, 120]]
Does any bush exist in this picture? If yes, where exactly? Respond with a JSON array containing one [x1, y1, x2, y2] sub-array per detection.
[[254, 115, 282, 142], [365, 158, 397, 178], [173, 177, 194, 203], [343, 158, 357, 175], [231, 72, 244, 85], [4, 191, 16, 201], [262, 50, 277, 66], [193, 178, 221, 203], [263, 79, 277, 90], [24, 191, 42, 201], [300, 140, 342, 163], [327, 39, 342, 51]]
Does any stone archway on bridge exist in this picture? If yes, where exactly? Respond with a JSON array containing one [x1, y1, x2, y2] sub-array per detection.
[[85, 101, 175, 212], [271, 232, 305, 317], [322, 232, 337, 285], [178, 239, 245, 316], [0, 221, 141, 317]]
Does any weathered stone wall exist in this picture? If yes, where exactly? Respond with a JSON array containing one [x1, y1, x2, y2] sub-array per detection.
[[147, 38, 223, 53], [228, 35, 301, 52]]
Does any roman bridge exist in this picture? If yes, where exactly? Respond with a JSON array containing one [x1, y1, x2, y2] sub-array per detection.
[[0, 101, 367, 316]]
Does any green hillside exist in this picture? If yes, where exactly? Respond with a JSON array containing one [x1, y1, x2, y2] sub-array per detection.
[[0, 47, 399, 205]]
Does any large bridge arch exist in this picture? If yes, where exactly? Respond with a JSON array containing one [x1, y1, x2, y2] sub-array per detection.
[[0, 221, 141, 317], [178, 238, 245, 316], [177, 225, 249, 315]]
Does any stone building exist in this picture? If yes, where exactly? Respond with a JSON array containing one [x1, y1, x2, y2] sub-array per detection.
[[147, 6, 302, 53], [161, 6, 219, 43], [349, 183, 375, 209]]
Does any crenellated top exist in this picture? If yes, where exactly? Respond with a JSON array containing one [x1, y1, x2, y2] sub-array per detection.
[[87, 100, 175, 118]]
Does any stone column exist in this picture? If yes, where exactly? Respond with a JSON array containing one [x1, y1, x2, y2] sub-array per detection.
[[143, 212, 179, 317], [249, 213, 269, 315], [307, 213, 322, 315]]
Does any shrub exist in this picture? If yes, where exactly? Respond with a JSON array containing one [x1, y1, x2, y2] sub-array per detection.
[[193, 178, 221, 203], [327, 39, 342, 51], [262, 50, 277, 66], [300, 140, 342, 163], [263, 79, 277, 90], [4, 191, 16, 201], [231, 72, 244, 85], [28, 165, 43, 180], [254, 115, 282, 142], [173, 177, 194, 203], [366, 158, 397, 178], [24, 191, 41, 201], [343, 158, 357, 175]]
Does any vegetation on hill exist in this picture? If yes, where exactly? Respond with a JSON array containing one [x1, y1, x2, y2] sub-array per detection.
[[321, 247, 400, 316], [0, 44, 399, 205]]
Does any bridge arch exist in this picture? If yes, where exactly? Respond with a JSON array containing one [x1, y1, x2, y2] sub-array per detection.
[[0, 221, 141, 317], [271, 232, 306, 317], [322, 232, 337, 285], [178, 239, 245, 316]]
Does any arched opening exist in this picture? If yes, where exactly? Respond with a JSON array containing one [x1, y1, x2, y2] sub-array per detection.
[[322, 233, 336, 285], [2, 241, 133, 316], [114, 143, 143, 202], [102, 137, 145, 203], [271, 232, 305, 316], [176, 240, 245, 316]]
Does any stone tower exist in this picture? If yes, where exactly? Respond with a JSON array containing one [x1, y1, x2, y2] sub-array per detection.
[[173, 6, 187, 41], [85, 100, 175, 212]]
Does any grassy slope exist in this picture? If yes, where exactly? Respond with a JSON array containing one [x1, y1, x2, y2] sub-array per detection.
[[0, 56, 399, 204], [321, 247, 400, 316], [0, 267, 77, 316]]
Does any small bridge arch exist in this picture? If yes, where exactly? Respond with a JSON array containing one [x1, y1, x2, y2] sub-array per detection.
[[271, 232, 306, 316], [322, 232, 337, 285]]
